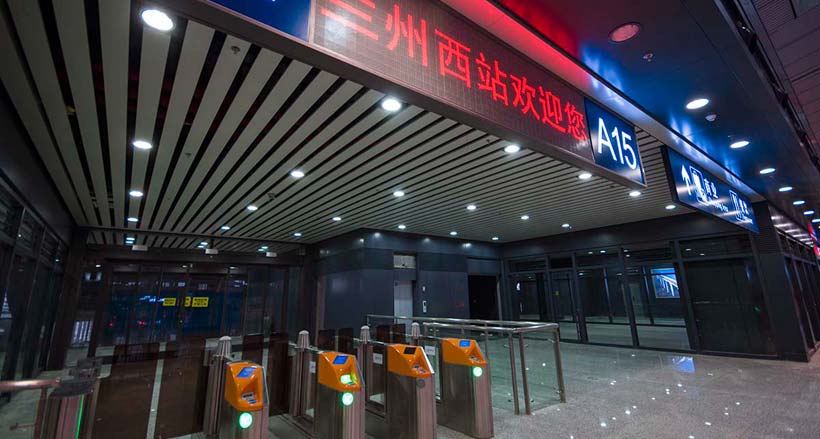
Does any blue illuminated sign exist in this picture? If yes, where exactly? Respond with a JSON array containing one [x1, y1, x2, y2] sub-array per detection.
[[459, 340, 471, 348], [209, 0, 311, 41], [584, 98, 645, 185], [332, 355, 348, 365], [664, 148, 758, 233]]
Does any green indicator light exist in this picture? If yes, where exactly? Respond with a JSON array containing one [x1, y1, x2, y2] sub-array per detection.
[[341, 392, 355, 406], [340, 374, 353, 385], [472, 366, 483, 378], [238, 412, 253, 429]]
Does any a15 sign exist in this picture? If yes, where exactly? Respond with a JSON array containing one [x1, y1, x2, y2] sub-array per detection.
[[584, 98, 645, 185]]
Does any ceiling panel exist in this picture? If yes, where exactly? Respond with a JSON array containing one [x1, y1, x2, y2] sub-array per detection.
[[0, 0, 690, 252]]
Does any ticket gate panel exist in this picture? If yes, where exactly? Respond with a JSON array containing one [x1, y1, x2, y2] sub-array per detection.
[[385, 344, 436, 439], [439, 339, 493, 438], [315, 352, 365, 439], [219, 361, 268, 439]]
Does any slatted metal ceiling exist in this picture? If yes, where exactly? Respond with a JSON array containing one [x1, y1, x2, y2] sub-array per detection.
[[0, 0, 685, 252]]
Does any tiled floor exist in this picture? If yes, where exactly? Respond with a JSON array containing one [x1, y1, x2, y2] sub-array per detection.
[[3, 342, 820, 438]]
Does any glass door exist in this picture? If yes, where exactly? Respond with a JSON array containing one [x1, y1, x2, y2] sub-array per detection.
[[548, 271, 579, 340], [180, 265, 228, 339], [511, 273, 546, 321]]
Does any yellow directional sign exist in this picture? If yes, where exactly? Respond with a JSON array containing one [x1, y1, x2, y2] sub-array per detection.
[[162, 297, 177, 307], [184, 296, 191, 307], [192, 297, 209, 308]]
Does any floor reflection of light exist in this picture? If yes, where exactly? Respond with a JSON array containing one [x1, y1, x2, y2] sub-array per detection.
[[600, 422, 607, 427], [625, 410, 631, 415]]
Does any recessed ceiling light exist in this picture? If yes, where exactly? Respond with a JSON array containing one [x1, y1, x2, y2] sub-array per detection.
[[449, 231, 458, 236], [794, 200, 805, 205], [381, 97, 402, 112], [127, 217, 138, 223], [129, 190, 144, 198], [132, 139, 153, 150], [812, 219, 820, 223], [520, 215, 530, 220], [260, 246, 268, 250], [246, 205, 258, 211], [290, 169, 305, 179], [200, 241, 208, 246], [466, 204, 477, 211], [685, 98, 709, 110], [705, 113, 717, 122], [778, 186, 793, 192], [332, 216, 342, 222], [393, 190, 405, 197], [805, 210, 815, 215], [397, 224, 407, 230], [759, 167, 775, 175], [293, 232, 303, 237], [666, 204, 677, 210], [95, 264, 101, 268], [730, 140, 749, 149], [578, 172, 592, 180], [220, 225, 230, 231], [609, 22, 641, 43], [629, 190, 641, 197], [491, 236, 500, 241], [599, 250, 606, 254], [561, 223, 571, 228], [504, 144, 521, 154], [141, 9, 174, 31]]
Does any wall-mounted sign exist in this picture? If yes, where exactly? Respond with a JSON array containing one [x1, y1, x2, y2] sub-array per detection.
[[663, 147, 758, 233], [162, 297, 177, 307], [809, 221, 820, 258], [192, 297, 210, 308], [584, 98, 645, 184], [311, 0, 594, 163], [209, 0, 311, 40]]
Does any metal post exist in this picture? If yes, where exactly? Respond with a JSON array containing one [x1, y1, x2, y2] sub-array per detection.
[[483, 324, 490, 362], [410, 322, 420, 345], [518, 334, 531, 415], [552, 331, 566, 403], [507, 334, 519, 415], [33, 387, 48, 439]]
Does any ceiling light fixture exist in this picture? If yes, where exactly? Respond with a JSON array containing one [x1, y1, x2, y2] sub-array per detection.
[[466, 204, 477, 211], [608, 22, 641, 43], [246, 205, 258, 211], [705, 113, 717, 122], [730, 140, 749, 149], [397, 224, 407, 230], [491, 236, 500, 241], [127, 217, 138, 223], [293, 232, 303, 237], [504, 144, 521, 154], [290, 169, 305, 179], [666, 204, 677, 210], [805, 210, 815, 215], [141, 9, 174, 32], [200, 241, 208, 246], [685, 98, 709, 110], [629, 190, 641, 197], [132, 139, 153, 150], [220, 225, 230, 231], [449, 231, 458, 236], [778, 186, 793, 192], [520, 215, 530, 220], [332, 216, 342, 222], [759, 167, 775, 175], [381, 97, 402, 112], [812, 219, 820, 223], [393, 190, 405, 197], [794, 200, 806, 205], [561, 223, 571, 228], [129, 190, 144, 198], [578, 172, 592, 180]]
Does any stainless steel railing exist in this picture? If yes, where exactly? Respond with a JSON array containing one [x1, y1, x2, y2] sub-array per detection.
[[366, 315, 566, 415], [0, 378, 62, 439]]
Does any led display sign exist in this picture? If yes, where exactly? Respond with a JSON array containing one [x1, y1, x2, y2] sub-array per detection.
[[311, 0, 593, 163], [663, 148, 758, 233], [211, 0, 649, 185], [209, 0, 311, 41], [584, 98, 645, 184]]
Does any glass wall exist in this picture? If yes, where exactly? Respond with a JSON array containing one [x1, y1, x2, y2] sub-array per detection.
[[88, 262, 291, 353]]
